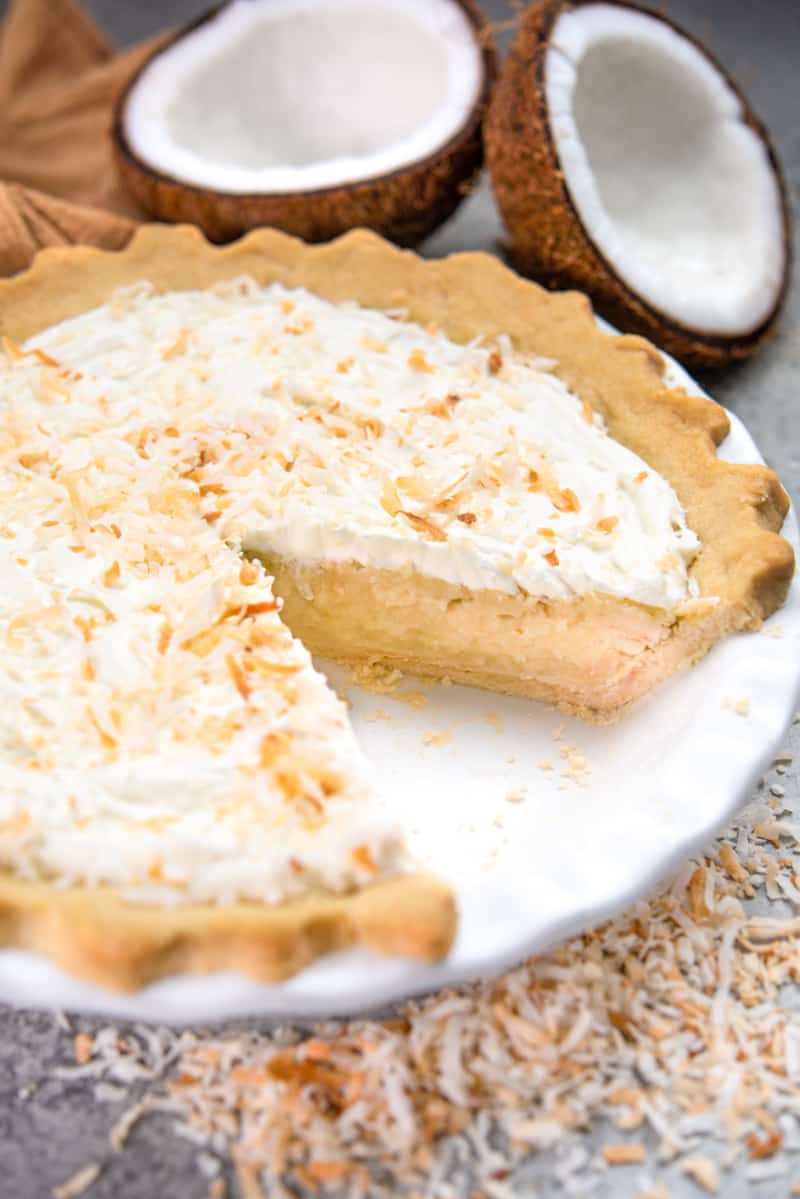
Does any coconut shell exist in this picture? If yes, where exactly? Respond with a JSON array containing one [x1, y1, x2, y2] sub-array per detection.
[[484, 0, 792, 368], [113, 0, 496, 249]]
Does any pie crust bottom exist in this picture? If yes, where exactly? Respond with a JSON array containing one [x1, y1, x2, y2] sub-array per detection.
[[255, 555, 748, 724], [0, 872, 455, 992]]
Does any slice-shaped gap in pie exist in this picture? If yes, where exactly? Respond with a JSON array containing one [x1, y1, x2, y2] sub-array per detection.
[[0, 227, 792, 990]]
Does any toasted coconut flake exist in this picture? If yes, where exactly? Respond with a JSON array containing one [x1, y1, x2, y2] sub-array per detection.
[[380, 477, 403, 518], [747, 1131, 782, 1160], [401, 511, 447, 542], [239, 600, 280, 620], [407, 349, 434, 374], [597, 516, 619, 533], [239, 559, 261, 585], [6, 605, 63, 648], [88, 708, 118, 752], [552, 487, 580, 513], [55, 794, 800, 1197], [102, 560, 122, 587], [602, 1143, 646, 1165], [226, 653, 251, 701], [351, 845, 379, 873], [162, 328, 189, 360], [73, 1033, 93, 1065], [51, 1164, 103, 1199], [158, 621, 173, 654], [680, 1156, 720, 1193]]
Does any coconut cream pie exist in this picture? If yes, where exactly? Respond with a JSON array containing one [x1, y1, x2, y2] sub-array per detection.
[[0, 227, 792, 989]]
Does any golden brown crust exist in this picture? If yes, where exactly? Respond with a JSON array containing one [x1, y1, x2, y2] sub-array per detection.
[[0, 222, 793, 988], [484, 0, 793, 369], [111, 0, 497, 247], [0, 872, 456, 992]]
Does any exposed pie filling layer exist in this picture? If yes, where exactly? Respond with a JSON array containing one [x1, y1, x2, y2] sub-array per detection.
[[0, 279, 700, 905]]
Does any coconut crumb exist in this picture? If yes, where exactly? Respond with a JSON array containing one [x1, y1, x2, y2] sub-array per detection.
[[349, 661, 403, 694], [680, 1156, 719, 1193], [73, 1033, 93, 1065], [747, 1131, 782, 1159], [394, 690, 427, 710], [506, 785, 527, 804], [422, 730, 453, 749], [602, 1143, 647, 1165], [559, 743, 591, 786], [734, 696, 751, 717], [109, 1097, 154, 1151], [483, 712, 504, 734], [718, 843, 754, 897], [51, 1164, 103, 1199], [49, 797, 800, 1198]]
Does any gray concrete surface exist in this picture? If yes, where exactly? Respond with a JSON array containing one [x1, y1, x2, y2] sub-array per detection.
[[0, 1, 797, 1196]]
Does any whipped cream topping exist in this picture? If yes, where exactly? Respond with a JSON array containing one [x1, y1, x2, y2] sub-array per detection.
[[0, 321, 404, 907], [31, 279, 699, 606], [0, 278, 700, 904]]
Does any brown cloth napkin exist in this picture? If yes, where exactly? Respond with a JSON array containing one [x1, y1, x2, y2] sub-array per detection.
[[0, 0, 167, 276]]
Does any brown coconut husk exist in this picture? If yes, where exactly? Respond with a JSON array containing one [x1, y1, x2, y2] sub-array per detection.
[[113, 0, 497, 248], [484, 0, 792, 368]]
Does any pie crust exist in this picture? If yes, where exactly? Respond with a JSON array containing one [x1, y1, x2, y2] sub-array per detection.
[[0, 871, 454, 993], [0, 225, 792, 990]]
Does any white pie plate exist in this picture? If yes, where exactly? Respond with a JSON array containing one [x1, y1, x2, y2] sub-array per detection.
[[0, 343, 797, 1023]]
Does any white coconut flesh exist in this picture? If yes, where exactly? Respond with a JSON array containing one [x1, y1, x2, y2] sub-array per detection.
[[545, 4, 785, 336], [122, 0, 484, 195]]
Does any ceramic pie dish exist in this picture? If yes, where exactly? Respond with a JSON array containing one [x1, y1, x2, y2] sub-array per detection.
[[0, 226, 793, 1003]]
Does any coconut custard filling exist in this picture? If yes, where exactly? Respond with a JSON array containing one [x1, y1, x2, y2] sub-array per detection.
[[0, 279, 701, 905]]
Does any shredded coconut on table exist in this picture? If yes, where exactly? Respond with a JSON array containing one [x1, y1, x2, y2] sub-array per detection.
[[45, 765, 799, 1199]]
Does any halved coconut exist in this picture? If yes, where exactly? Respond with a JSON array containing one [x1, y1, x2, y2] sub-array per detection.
[[113, 0, 495, 247], [485, 0, 791, 367]]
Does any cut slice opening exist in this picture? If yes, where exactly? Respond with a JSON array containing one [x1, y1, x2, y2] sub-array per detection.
[[545, 3, 786, 336], [122, 0, 484, 194]]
